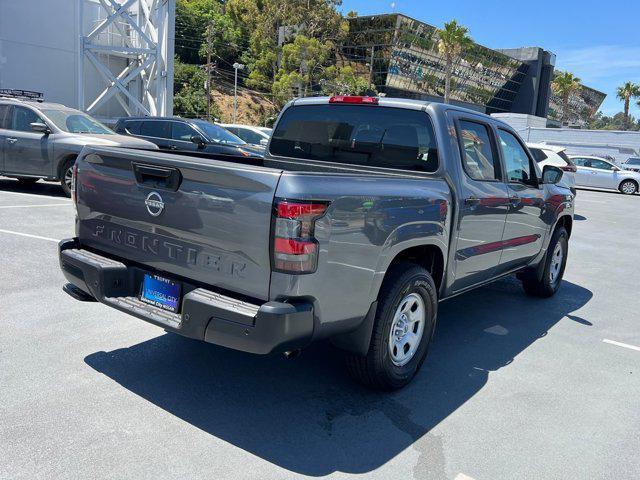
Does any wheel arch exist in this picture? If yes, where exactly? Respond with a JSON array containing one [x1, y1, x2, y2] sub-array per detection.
[[619, 178, 638, 193], [332, 243, 445, 356], [56, 154, 78, 180]]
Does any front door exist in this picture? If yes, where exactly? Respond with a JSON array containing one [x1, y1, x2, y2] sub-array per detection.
[[4, 106, 52, 176], [495, 128, 546, 272], [586, 158, 617, 189], [450, 115, 510, 292]]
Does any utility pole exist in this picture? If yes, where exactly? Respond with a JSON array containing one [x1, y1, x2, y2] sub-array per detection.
[[205, 21, 215, 121], [232, 62, 245, 123]]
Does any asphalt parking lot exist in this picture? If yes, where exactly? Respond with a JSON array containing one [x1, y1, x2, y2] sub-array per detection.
[[1, 179, 639, 480]]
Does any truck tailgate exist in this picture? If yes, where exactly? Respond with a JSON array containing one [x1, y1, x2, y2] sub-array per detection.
[[75, 146, 282, 301]]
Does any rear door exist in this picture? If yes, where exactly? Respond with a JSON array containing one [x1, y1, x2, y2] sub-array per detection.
[[4, 105, 52, 176], [449, 114, 510, 292], [495, 128, 546, 272], [76, 147, 282, 300], [572, 157, 595, 186]]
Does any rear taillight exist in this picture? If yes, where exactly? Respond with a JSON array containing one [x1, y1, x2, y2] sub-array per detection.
[[329, 96, 379, 105], [71, 163, 78, 204], [560, 165, 577, 173], [272, 200, 328, 274]]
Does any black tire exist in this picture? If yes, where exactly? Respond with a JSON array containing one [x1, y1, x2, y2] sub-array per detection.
[[345, 262, 438, 390], [16, 177, 39, 186], [59, 158, 75, 197], [522, 226, 568, 298], [619, 179, 638, 195]]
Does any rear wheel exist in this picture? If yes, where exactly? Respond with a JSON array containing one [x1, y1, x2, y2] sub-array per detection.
[[521, 226, 568, 298], [59, 159, 75, 197], [345, 262, 437, 390], [619, 180, 638, 195]]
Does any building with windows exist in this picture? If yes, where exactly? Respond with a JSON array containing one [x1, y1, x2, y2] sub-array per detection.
[[341, 14, 605, 127]]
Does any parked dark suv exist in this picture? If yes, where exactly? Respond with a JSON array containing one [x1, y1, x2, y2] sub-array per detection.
[[114, 117, 265, 159]]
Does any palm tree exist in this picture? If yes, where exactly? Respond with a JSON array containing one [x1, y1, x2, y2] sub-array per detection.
[[617, 82, 640, 130], [552, 72, 582, 125], [437, 20, 472, 104]]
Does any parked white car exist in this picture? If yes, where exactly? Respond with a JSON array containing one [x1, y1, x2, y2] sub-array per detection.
[[569, 155, 640, 195], [218, 123, 271, 147], [527, 143, 577, 194]]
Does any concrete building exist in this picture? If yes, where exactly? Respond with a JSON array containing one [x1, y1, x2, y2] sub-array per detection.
[[0, 0, 174, 121], [342, 14, 605, 127]]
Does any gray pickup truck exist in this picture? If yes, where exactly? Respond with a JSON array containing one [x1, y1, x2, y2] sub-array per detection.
[[59, 96, 574, 389]]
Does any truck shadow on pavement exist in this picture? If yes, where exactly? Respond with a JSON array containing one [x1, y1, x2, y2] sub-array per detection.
[[85, 277, 592, 477], [0, 179, 67, 198]]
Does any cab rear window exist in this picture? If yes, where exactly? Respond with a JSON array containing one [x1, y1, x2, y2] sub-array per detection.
[[269, 104, 438, 172]]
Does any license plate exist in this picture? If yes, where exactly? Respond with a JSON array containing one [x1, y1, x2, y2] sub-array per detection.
[[140, 274, 181, 313]]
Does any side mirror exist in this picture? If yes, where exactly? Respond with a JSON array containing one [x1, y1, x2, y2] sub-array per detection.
[[259, 138, 269, 146], [612, 166, 621, 172], [542, 165, 563, 185], [190, 135, 206, 148], [30, 122, 50, 134]]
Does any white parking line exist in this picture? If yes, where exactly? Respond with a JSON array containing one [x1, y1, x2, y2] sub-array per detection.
[[0, 203, 70, 209], [0, 228, 60, 243], [603, 339, 640, 352]]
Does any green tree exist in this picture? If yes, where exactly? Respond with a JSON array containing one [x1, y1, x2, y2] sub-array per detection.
[[552, 71, 582, 125], [173, 60, 219, 118], [437, 20, 472, 104], [322, 65, 375, 96], [616, 81, 640, 130], [271, 35, 332, 105]]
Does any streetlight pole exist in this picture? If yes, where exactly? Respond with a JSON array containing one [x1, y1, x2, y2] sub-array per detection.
[[232, 62, 245, 124]]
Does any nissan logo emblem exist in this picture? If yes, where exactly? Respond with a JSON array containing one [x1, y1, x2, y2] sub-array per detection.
[[145, 191, 165, 217]]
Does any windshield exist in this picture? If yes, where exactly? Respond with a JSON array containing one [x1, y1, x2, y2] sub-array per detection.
[[42, 109, 113, 134], [626, 158, 640, 166], [192, 120, 245, 145]]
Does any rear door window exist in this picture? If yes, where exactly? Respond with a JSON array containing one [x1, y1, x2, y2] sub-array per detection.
[[270, 104, 439, 172], [529, 148, 548, 163], [140, 121, 170, 139], [123, 120, 142, 135], [458, 120, 500, 181]]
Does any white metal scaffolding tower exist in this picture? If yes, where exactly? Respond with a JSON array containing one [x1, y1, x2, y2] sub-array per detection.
[[78, 0, 175, 117]]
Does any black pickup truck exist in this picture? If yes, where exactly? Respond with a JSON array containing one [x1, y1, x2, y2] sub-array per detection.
[[59, 96, 574, 389]]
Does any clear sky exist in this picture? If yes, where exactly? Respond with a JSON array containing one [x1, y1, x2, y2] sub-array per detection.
[[340, 0, 640, 117]]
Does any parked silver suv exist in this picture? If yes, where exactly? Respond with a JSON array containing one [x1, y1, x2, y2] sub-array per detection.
[[0, 93, 156, 196]]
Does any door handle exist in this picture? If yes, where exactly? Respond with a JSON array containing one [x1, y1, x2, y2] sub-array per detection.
[[464, 197, 480, 207], [6, 137, 17, 144], [509, 195, 520, 206], [169, 145, 178, 150]]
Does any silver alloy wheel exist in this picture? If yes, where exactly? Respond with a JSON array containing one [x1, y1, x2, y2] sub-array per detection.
[[621, 181, 637, 195], [64, 166, 74, 190], [549, 241, 564, 285], [388, 292, 426, 367]]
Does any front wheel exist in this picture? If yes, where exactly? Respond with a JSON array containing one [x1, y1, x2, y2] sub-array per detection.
[[345, 262, 438, 390], [619, 180, 638, 195], [60, 159, 75, 197], [522, 226, 568, 298]]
